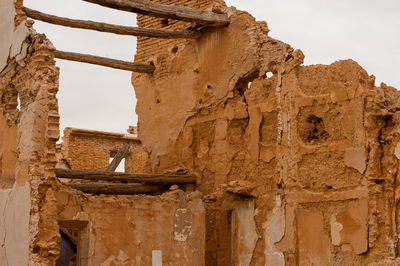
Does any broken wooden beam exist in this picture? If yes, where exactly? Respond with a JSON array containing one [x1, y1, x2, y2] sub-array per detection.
[[23, 7, 201, 39], [54, 50, 155, 73], [71, 183, 165, 194], [82, 0, 230, 26], [107, 144, 129, 172], [55, 168, 197, 184]]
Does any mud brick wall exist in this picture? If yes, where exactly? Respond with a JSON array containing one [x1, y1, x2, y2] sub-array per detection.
[[55, 187, 205, 265], [135, 0, 225, 78], [132, 4, 400, 265], [62, 128, 150, 173], [0, 17, 62, 264]]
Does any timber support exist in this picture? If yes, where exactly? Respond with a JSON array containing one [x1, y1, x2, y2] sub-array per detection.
[[23, 7, 201, 39], [55, 168, 197, 184], [54, 50, 155, 73], [82, 0, 230, 26]]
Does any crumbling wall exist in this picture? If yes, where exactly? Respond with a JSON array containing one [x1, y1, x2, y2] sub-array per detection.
[[0, 1, 61, 264], [61, 127, 150, 173], [55, 186, 205, 265], [135, 0, 225, 65], [132, 2, 400, 265]]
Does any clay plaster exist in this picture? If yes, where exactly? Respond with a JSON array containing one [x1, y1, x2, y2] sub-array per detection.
[[0, 183, 30, 266], [0, 0, 28, 72]]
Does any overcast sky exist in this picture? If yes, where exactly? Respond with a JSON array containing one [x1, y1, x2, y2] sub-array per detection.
[[24, 0, 400, 137]]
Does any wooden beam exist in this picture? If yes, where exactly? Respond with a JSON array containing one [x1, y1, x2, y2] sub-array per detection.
[[107, 144, 129, 172], [82, 0, 230, 26], [54, 50, 155, 73], [55, 168, 197, 184], [71, 183, 165, 194], [23, 7, 201, 39]]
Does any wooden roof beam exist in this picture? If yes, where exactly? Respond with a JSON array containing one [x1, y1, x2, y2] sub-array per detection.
[[55, 168, 197, 184], [71, 183, 166, 194], [54, 50, 155, 73], [82, 0, 230, 26], [23, 7, 201, 39]]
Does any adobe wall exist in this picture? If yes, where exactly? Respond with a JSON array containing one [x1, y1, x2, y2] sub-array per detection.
[[55, 186, 205, 265], [61, 127, 150, 173], [132, 2, 400, 265], [0, 1, 61, 262], [1, 2, 208, 265]]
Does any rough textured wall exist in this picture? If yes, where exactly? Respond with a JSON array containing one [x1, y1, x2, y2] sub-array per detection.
[[132, 3, 400, 265], [55, 187, 205, 265], [0, 2, 62, 263], [135, 0, 225, 67], [0, 0, 29, 72], [0, 2, 30, 265], [61, 128, 150, 173], [0, 112, 17, 189]]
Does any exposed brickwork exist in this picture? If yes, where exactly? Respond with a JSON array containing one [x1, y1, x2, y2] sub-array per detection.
[[62, 128, 150, 173], [135, 0, 225, 77]]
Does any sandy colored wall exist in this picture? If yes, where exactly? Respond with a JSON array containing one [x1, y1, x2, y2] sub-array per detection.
[[132, 3, 400, 265], [0, 1, 62, 262], [61, 128, 150, 173], [56, 187, 205, 265], [0, 0, 28, 72], [135, 0, 225, 66], [0, 112, 17, 189]]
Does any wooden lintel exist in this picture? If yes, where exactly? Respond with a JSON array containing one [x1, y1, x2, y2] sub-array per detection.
[[54, 50, 155, 73], [55, 168, 197, 184], [107, 144, 129, 172], [71, 183, 165, 194], [82, 0, 230, 26], [23, 7, 201, 39]]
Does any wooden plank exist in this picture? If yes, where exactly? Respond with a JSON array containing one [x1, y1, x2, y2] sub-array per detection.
[[71, 183, 165, 194], [55, 168, 197, 184], [107, 144, 130, 172], [82, 0, 230, 26], [23, 7, 201, 39], [54, 50, 155, 73]]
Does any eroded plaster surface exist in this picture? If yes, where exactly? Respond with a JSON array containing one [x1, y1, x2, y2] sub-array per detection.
[[0, 0, 28, 72]]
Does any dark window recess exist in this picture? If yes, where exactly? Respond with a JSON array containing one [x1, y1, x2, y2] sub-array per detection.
[[56, 229, 77, 266]]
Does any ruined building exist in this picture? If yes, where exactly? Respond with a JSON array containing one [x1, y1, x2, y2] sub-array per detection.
[[2, 0, 400, 265]]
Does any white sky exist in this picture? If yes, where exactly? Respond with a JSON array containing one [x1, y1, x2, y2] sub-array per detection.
[[24, 0, 400, 136]]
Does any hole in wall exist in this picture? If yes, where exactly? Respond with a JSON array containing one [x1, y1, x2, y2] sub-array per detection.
[[266, 72, 273, 79], [298, 114, 329, 145], [233, 71, 259, 97], [285, 54, 294, 62], [17, 94, 21, 110], [171, 46, 178, 54], [161, 19, 169, 27]]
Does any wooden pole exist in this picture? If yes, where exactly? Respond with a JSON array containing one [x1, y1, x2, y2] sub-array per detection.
[[54, 50, 155, 73], [107, 144, 129, 172], [55, 168, 197, 184], [82, 0, 230, 26], [71, 183, 165, 194], [23, 7, 201, 39]]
